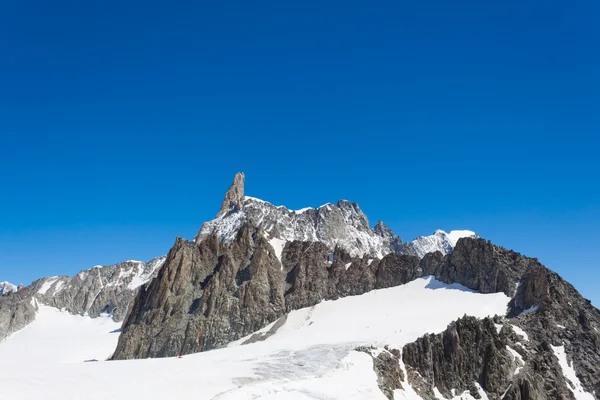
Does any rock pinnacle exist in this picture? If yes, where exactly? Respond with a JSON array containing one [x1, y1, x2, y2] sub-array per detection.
[[217, 172, 245, 217]]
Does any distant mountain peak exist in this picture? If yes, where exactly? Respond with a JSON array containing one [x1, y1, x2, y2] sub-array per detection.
[[0, 281, 18, 295], [410, 230, 478, 258], [373, 220, 395, 239]]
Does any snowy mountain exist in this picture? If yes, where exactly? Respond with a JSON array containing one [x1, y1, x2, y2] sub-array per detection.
[[0, 256, 167, 341], [31, 256, 166, 321], [1, 172, 599, 399], [0, 281, 18, 295], [195, 173, 470, 260], [409, 229, 477, 259]]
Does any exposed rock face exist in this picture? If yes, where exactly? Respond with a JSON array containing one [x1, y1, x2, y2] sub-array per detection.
[[112, 224, 425, 360], [373, 220, 404, 253], [508, 267, 600, 398], [421, 237, 542, 298], [409, 230, 477, 259], [0, 288, 37, 340], [401, 313, 597, 400], [356, 346, 404, 400], [403, 317, 516, 399], [31, 256, 166, 321], [407, 239, 600, 399], [217, 172, 245, 217]]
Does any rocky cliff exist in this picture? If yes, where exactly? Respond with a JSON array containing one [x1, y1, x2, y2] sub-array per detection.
[[112, 222, 425, 359], [0, 287, 37, 340], [113, 219, 600, 398]]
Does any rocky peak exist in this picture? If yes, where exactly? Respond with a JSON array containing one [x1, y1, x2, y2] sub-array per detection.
[[217, 172, 245, 217], [373, 220, 395, 239], [196, 174, 473, 260]]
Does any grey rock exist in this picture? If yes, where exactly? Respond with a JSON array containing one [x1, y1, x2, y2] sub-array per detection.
[[356, 346, 404, 399], [403, 317, 515, 399], [217, 172, 245, 217], [0, 287, 37, 341], [421, 237, 542, 297], [404, 238, 600, 399], [402, 316, 575, 400], [0, 255, 167, 340], [32, 256, 166, 321], [112, 225, 424, 360]]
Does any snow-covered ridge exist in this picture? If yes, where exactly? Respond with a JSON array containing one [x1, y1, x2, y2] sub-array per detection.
[[31, 255, 167, 320], [0, 281, 18, 295], [195, 175, 477, 260], [197, 195, 393, 258], [410, 230, 478, 259]]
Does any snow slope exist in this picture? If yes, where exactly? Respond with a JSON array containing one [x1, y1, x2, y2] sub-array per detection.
[[0, 277, 510, 400], [0, 304, 121, 365]]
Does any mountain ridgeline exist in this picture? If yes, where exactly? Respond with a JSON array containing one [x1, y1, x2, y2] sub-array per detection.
[[109, 173, 599, 399], [2, 173, 599, 399], [0, 257, 166, 341]]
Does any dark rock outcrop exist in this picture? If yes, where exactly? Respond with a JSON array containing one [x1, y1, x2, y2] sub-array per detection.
[[403, 241, 600, 399], [421, 238, 543, 297], [356, 346, 404, 400], [112, 224, 424, 360], [402, 316, 576, 400], [216, 172, 245, 217], [0, 287, 37, 340]]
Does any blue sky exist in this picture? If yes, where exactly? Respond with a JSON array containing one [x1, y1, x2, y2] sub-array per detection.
[[1, 1, 599, 304]]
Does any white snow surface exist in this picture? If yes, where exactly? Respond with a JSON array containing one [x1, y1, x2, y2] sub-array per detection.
[[0, 305, 120, 365], [268, 237, 287, 264], [551, 345, 595, 400], [0, 276, 510, 399], [0, 281, 18, 294]]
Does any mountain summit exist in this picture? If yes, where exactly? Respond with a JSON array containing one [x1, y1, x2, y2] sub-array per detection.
[[217, 172, 245, 217], [195, 173, 474, 259]]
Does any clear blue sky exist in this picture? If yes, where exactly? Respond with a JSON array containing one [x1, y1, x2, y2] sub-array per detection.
[[1, 1, 598, 305]]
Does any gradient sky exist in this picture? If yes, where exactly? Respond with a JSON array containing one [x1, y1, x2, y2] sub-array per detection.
[[1, 1, 599, 305]]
